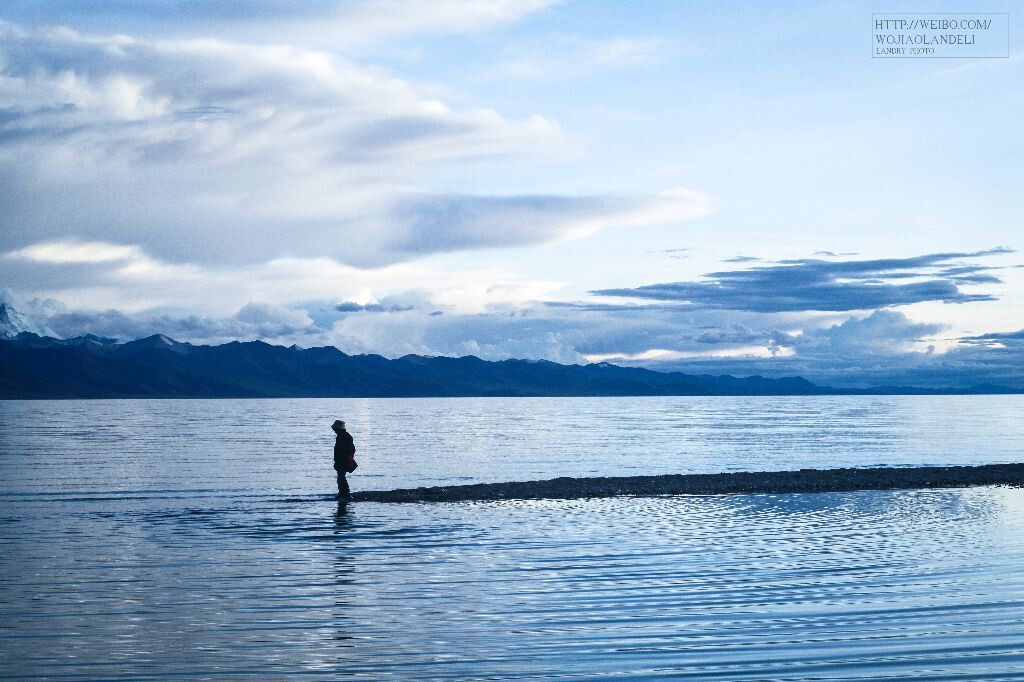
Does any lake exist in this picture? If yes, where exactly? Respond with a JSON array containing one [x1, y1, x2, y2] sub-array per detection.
[[2, 396, 1023, 679]]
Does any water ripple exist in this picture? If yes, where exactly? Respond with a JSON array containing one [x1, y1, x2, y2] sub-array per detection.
[[2, 398, 1024, 679]]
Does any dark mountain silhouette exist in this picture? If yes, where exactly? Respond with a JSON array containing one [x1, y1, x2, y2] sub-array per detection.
[[0, 332, 824, 398], [1, 332, 1020, 399]]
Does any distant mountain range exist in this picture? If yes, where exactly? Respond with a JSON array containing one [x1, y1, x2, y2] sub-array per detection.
[[2, 330, 1020, 399]]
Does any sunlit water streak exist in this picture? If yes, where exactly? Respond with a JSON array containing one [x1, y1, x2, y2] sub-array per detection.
[[2, 396, 1023, 679]]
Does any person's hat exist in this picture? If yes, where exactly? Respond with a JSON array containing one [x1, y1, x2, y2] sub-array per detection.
[[331, 419, 346, 430]]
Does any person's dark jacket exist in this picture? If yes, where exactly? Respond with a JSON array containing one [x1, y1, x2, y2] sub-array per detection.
[[334, 430, 355, 472]]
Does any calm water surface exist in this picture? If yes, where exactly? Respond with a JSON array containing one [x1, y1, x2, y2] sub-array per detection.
[[2, 396, 1023, 679]]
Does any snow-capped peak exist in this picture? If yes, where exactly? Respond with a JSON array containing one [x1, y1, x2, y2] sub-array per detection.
[[0, 301, 55, 339]]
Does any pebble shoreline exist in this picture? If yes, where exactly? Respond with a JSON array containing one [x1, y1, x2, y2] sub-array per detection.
[[350, 463, 1024, 503]]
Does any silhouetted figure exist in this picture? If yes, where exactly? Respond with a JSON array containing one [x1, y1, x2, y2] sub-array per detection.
[[332, 419, 356, 500]]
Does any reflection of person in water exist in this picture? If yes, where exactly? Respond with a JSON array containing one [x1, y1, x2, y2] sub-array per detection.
[[332, 419, 356, 501]]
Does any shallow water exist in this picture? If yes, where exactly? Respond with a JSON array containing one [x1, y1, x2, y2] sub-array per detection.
[[2, 396, 1024, 679], [3, 395, 1023, 496]]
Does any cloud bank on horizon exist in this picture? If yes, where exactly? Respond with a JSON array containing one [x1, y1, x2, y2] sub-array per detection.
[[1, 0, 1022, 388]]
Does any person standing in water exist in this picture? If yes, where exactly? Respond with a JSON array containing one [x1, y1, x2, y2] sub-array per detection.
[[332, 419, 356, 500]]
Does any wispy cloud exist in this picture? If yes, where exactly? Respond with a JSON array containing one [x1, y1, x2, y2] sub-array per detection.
[[335, 301, 414, 313], [593, 249, 1011, 312], [495, 36, 665, 78], [5, 240, 142, 264], [0, 1, 561, 48], [389, 189, 711, 255]]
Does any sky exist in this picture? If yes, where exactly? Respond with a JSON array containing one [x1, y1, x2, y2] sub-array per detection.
[[1, 0, 1022, 388]]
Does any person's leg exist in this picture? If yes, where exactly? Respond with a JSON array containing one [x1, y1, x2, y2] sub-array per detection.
[[337, 473, 350, 500]]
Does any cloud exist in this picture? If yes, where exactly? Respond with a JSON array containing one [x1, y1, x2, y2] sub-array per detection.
[[593, 249, 1011, 312], [234, 301, 313, 329], [388, 189, 711, 255], [335, 301, 414, 313], [799, 309, 945, 356], [28, 293, 586, 365], [583, 307, 1024, 390], [305, 0, 562, 43], [536, 295, 1024, 390], [1, 1, 560, 47], [5, 240, 142, 264], [2, 235, 573, 320], [0, 22, 709, 271], [39, 300, 316, 344], [656, 248, 689, 260], [496, 36, 665, 78], [16, 281, 1024, 389], [0, 286, 55, 336], [323, 306, 589, 363], [961, 329, 1024, 346], [579, 309, 961, 387]]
